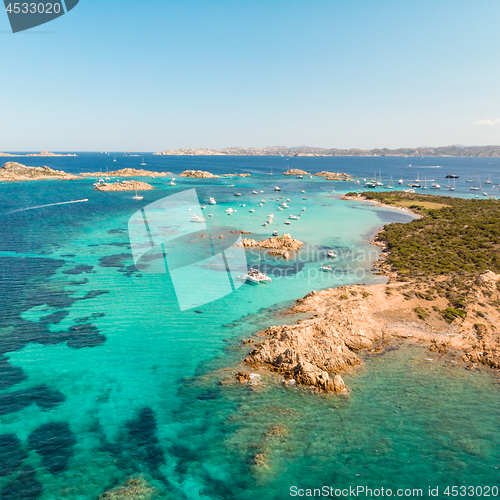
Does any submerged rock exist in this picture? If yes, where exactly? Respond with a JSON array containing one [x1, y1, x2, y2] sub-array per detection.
[[98, 477, 158, 500]]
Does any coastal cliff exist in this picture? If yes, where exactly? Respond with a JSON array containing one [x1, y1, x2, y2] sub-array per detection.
[[95, 180, 153, 191], [0, 162, 81, 181]]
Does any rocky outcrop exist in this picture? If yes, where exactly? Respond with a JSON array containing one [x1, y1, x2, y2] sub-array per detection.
[[246, 285, 386, 392], [81, 169, 170, 177], [0, 162, 81, 181], [95, 180, 153, 191], [245, 271, 500, 392], [98, 477, 157, 499], [314, 171, 353, 181], [283, 169, 310, 176], [235, 234, 303, 259], [179, 170, 220, 178]]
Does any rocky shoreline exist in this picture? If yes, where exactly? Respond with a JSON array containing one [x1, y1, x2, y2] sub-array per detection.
[[230, 195, 500, 395], [240, 271, 500, 393], [94, 180, 153, 191], [0, 162, 81, 181]]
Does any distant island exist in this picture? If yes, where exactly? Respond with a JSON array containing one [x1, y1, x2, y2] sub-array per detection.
[[0, 162, 81, 181], [0, 151, 77, 157], [154, 145, 500, 157]]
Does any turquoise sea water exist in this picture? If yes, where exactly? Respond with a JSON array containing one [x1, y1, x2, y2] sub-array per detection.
[[0, 155, 499, 499]]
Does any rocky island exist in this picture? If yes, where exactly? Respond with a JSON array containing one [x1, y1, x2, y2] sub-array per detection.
[[236, 234, 303, 259], [283, 169, 310, 176], [314, 171, 353, 181], [0, 151, 77, 157], [81, 168, 171, 178], [179, 170, 220, 178], [240, 193, 500, 393], [95, 180, 153, 191], [0, 161, 81, 181]]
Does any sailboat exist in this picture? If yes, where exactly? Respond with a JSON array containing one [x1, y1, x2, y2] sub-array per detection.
[[385, 176, 395, 189], [169, 177, 176, 186], [141, 157, 146, 166], [480, 176, 487, 196], [269, 166, 273, 176], [398, 171, 404, 185], [113, 157, 117, 163], [376, 170, 383, 186], [133, 190, 143, 200], [422, 177, 427, 190], [450, 178, 456, 191], [486, 174, 493, 184]]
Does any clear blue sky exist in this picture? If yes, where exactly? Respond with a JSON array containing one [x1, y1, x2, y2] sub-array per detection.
[[1, 0, 500, 151]]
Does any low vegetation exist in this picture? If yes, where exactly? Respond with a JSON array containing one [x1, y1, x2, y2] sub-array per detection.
[[355, 192, 500, 278]]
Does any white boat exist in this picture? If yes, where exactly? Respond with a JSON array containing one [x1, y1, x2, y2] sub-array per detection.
[[285, 220, 291, 225], [385, 176, 395, 189], [297, 175, 303, 179], [268, 213, 274, 218], [201, 205, 206, 209], [301, 190, 305, 193], [398, 171, 404, 185], [169, 177, 176, 186], [191, 215, 206, 223], [141, 157, 146, 166], [302, 207, 306, 211], [273, 231, 278, 236], [133, 191, 143, 200], [486, 174, 493, 184], [225, 208, 234, 214], [303, 196, 307, 200], [274, 186, 281, 191], [430, 183, 440, 189], [234, 192, 242, 196], [250, 209, 255, 212], [252, 190, 258, 194], [113, 157, 116, 162], [209, 197, 217, 205], [288, 215, 298, 220], [239, 269, 272, 284], [321, 265, 334, 272], [328, 250, 337, 258], [281, 203, 289, 208], [466, 179, 473, 183], [261, 199, 266, 203]]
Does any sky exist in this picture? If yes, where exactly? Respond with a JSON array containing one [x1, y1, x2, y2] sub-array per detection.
[[1, 0, 500, 151]]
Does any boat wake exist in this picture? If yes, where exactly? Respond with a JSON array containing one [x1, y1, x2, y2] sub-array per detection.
[[3, 198, 89, 215]]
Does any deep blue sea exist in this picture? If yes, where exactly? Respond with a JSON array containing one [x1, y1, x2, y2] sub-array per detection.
[[0, 154, 499, 499]]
